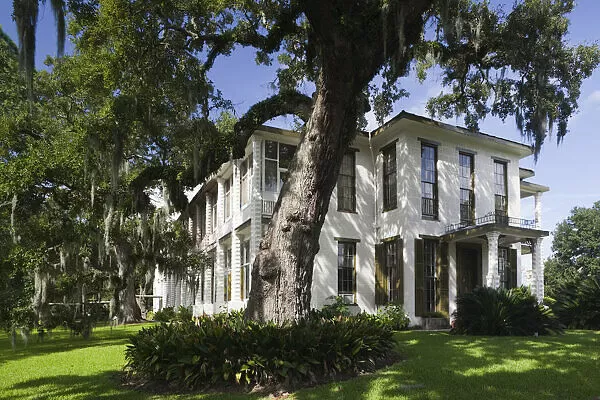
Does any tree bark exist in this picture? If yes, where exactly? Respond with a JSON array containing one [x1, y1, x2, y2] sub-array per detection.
[[245, 0, 432, 323], [111, 243, 141, 323]]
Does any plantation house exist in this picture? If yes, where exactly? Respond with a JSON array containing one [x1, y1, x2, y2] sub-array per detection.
[[153, 112, 549, 323]]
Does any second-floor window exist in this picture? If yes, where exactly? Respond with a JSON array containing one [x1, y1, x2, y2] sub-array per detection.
[[494, 160, 508, 217], [240, 155, 252, 207], [421, 143, 438, 219], [337, 241, 356, 302], [337, 151, 356, 212], [224, 177, 232, 220], [459, 152, 475, 224], [382, 143, 397, 210], [264, 140, 296, 193], [210, 193, 217, 233]]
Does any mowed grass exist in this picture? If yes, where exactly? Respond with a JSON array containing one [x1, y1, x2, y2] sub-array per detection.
[[1, 326, 599, 400]]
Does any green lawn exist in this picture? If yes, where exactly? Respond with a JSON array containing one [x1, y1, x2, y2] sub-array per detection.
[[1, 326, 599, 399]]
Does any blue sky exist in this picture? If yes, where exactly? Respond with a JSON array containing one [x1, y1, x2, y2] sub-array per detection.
[[1, 1, 599, 260]]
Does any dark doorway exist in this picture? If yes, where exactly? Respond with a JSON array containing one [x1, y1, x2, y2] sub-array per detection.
[[456, 243, 481, 296]]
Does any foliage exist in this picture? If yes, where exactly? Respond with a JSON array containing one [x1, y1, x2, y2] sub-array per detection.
[[451, 286, 561, 336], [545, 201, 600, 298], [551, 274, 600, 330], [376, 303, 410, 331], [310, 296, 351, 319], [125, 312, 394, 389], [151, 307, 176, 323]]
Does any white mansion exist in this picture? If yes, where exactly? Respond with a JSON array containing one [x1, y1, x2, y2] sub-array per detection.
[[154, 111, 549, 323]]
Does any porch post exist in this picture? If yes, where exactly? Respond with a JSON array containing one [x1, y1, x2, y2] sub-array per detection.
[[486, 232, 500, 288], [534, 192, 542, 229], [531, 238, 544, 302]]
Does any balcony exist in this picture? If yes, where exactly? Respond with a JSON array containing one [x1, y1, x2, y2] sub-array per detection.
[[445, 212, 536, 233]]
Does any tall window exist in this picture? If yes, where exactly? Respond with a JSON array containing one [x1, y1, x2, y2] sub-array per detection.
[[264, 140, 296, 192], [459, 152, 475, 225], [240, 240, 251, 300], [498, 247, 509, 289], [382, 144, 397, 210], [337, 241, 356, 302], [209, 252, 216, 303], [337, 151, 356, 212], [421, 143, 438, 219], [423, 239, 437, 313], [385, 239, 402, 303], [240, 155, 252, 207], [224, 177, 232, 220], [210, 193, 217, 233], [223, 248, 232, 302], [494, 160, 508, 219]]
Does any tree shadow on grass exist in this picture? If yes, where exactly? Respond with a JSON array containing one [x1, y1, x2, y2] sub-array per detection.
[[0, 325, 146, 365], [8, 372, 264, 400], [293, 331, 600, 400]]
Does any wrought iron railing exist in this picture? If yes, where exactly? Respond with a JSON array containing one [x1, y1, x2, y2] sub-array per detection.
[[445, 212, 536, 233], [262, 200, 275, 216]]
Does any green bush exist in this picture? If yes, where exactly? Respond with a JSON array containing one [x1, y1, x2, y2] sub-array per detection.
[[152, 307, 177, 322], [376, 303, 410, 330], [125, 312, 394, 389], [451, 286, 561, 336], [552, 275, 600, 330], [310, 296, 350, 319], [175, 306, 193, 323]]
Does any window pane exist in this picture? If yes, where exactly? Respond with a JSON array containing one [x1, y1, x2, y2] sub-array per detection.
[[265, 160, 277, 192], [337, 242, 356, 295], [279, 143, 296, 169], [265, 140, 277, 159]]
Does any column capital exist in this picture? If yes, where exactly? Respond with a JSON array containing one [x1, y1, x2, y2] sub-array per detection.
[[486, 231, 500, 242]]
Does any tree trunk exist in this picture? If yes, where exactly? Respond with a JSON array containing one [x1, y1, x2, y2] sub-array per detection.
[[112, 243, 141, 323], [32, 269, 49, 325], [245, 46, 364, 323]]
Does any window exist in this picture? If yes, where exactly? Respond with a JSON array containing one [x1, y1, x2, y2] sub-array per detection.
[[209, 252, 216, 303], [382, 143, 397, 210], [498, 247, 509, 289], [423, 239, 437, 314], [459, 152, 475, 225], [494, 160, 508, 221], [337, 151, 356, 212], [375, 238, 403, 306], [240, 240, 251, 300], [223, 248, 232, 302], [421, 143, 438, 219], [210, 193, 217, 233], [385, 239, 402, 303], [240, 155, 252, 207], [264, 140, 296, 193], [224, 177, 232, 220], [337, 242, 356, 301]]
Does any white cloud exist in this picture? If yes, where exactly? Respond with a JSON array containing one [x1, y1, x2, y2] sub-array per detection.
[[586, 90, 600, 105]]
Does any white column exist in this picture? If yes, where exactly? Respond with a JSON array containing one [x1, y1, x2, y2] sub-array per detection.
[[486, 232, 500, 288], [531, 238, 544, 301], [216, 178, 225, 231], [448, 241, 458, 317], [250, 139, 263, 258], [215, 242, 225, 307], [534, 192, 542, 229]]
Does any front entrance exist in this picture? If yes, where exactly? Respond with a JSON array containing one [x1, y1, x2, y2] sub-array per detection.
[[456, 243, 482, 296]]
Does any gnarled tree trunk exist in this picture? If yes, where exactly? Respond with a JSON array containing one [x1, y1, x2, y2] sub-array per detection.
[[111, 242, 141, 323]]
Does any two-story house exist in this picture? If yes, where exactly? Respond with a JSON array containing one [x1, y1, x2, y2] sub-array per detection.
[[153, 111, 549, 323]]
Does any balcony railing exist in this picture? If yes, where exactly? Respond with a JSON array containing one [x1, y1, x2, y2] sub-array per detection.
[[445, 212, 536, 233], [262, 200, 275, 216]]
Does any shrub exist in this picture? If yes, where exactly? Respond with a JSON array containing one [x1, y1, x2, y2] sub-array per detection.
[[125, 312, 394, 389], [451, 286, 561, 336], [552, 275, 600, 330], [152, 307, 177, 322], [310, 296, 350, 319], [175, 306, 193, 323], [376, 303, 410, 330]]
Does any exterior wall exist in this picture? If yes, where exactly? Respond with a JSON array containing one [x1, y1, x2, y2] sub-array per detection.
[[155, 117, 544, 322]]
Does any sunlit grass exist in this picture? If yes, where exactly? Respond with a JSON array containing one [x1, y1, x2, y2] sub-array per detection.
[[1, 326, 599, 399]]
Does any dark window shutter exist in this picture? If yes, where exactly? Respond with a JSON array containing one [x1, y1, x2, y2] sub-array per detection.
[[414, 238, 424, 317], [397, 238, 404, 305], [437, 242, 449, 315], [509, 248, 518, 289], [375, 243, 387, 306]]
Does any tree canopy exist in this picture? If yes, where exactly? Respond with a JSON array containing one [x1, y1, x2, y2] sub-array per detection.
[[545, 201, 600, 298]]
